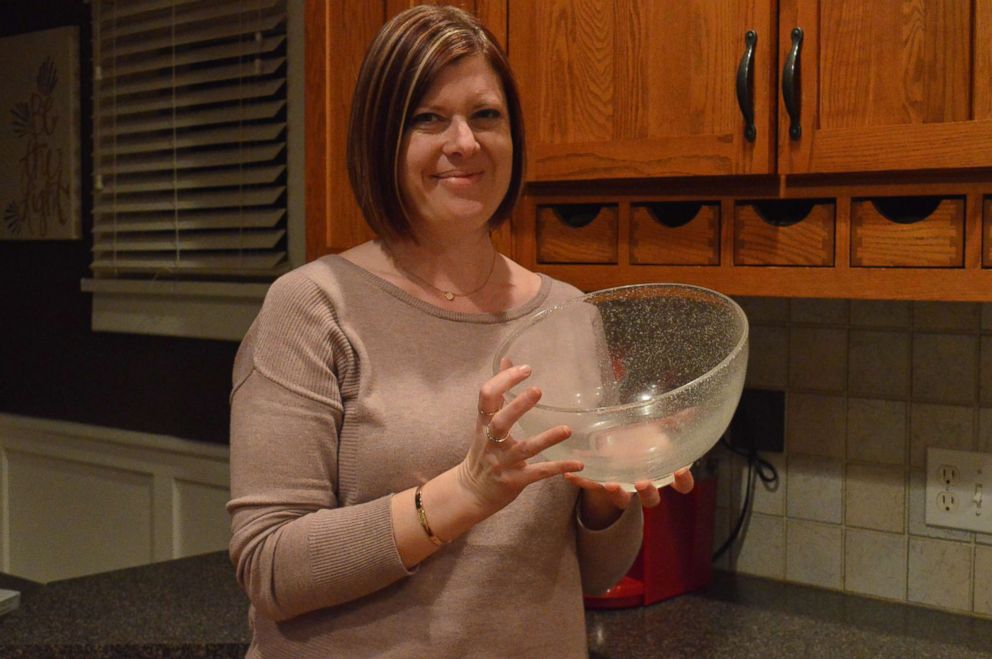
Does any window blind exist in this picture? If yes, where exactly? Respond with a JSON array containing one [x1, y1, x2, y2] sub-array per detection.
[[91, 0, 289, 280]]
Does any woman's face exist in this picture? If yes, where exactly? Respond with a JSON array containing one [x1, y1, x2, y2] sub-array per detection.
[[398, 53, 513, 238]]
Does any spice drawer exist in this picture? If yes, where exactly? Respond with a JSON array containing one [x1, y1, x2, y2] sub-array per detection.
[[630, 202, 719, 265], [851, 196, 964, 267], [733, 199, 835, 266], [536, 203, 618, 264]]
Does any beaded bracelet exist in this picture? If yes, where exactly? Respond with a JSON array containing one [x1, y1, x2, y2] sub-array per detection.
[[414, 484, 450, 546]]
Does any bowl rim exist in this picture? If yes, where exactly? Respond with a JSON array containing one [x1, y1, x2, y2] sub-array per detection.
[[492, 283, 749, 415]]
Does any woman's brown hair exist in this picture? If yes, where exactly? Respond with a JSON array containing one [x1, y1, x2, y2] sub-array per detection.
[[346, 5, 525, 242]]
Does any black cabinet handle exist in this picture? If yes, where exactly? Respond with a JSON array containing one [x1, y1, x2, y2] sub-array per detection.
[[736, 30, 757, 143], [782, 27, 803, 140]]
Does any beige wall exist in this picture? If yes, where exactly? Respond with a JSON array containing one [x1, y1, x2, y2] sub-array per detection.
[[716, 298, 992, 619]]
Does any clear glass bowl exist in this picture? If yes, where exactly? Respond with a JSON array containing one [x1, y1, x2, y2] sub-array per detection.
[[493, 283, 748, 491]]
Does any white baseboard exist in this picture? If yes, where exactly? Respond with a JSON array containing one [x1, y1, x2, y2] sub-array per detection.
[[0, 413, 231, 583]]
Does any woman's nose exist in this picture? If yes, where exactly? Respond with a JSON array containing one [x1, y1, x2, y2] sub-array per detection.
[[442, 117, 479, 157]]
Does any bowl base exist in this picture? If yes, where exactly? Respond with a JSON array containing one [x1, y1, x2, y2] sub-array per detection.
[[617, 471, 679, 493]]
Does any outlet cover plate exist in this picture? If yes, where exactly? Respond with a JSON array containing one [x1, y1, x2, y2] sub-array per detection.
[[925, 447, 992, 533]]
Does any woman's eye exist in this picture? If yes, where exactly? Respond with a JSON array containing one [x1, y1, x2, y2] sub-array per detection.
[[474, 109, 502, 122], [410, 112, 442, 127]]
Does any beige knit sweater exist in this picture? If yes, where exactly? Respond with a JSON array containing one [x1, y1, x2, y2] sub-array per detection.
[[227, 255, 643, 658]]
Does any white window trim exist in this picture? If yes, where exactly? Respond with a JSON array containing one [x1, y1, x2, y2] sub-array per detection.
[[81, 0, 306, 342]]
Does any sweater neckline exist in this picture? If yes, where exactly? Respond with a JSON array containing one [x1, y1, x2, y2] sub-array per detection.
[[325, 254, 554, 324]]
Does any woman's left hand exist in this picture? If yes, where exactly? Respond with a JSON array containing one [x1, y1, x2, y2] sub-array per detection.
[[564, 467, 694, 529]]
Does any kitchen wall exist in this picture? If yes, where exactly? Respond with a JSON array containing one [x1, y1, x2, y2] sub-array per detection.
[[716, 297, 992, 619], [0, 0, 238, 445]]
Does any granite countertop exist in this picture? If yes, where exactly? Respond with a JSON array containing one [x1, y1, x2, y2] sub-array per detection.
[[1, 551, 990, 658]]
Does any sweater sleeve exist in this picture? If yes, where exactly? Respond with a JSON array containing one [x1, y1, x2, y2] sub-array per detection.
[[575, 498, 644, 595], [227, 271, 412, 622]]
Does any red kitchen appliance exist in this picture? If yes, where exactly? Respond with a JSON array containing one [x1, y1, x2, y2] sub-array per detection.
[[584, 473, 717, 608]]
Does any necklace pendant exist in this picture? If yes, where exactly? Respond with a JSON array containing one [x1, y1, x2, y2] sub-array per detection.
[[443, 291, 455, 301]]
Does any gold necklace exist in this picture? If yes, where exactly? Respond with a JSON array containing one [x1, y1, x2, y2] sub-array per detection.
[[388, 246, 498, 301]]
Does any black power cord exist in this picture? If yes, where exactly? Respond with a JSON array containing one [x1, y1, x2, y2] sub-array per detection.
[[712, 433, 779, 562]]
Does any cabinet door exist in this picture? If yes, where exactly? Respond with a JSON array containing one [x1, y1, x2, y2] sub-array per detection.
[[780, 0, 992, 174], [305, 0, 508, 260], [509, 0, 775, 182]]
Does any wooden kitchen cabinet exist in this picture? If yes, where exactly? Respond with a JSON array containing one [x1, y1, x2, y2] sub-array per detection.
[[510, 0, 992, 181], [509, 1, 776, 181], [779, 0, 992, 174], [305, 1, 992, 300], [304, 0, 508, 259]]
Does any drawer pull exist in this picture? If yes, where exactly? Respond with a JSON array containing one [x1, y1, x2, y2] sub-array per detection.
[[752, 199, 817, 227], [643, 202, 703, 229], [736, 30, 757, 143], [552, 204, 603, 228], [870, 197, 942, 225]]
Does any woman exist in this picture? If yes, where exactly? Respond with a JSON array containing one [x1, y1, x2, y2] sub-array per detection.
[[227, 6, 693, 657]]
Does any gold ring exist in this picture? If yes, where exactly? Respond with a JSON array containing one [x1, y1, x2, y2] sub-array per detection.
[[478, 404, 501, 419], [484, 424, 508, 444]]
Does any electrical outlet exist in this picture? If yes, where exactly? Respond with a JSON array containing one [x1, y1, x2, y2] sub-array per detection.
[[925, 447, 992, 533], [938, 464, 958, 486], [935, 491, 957, 512]]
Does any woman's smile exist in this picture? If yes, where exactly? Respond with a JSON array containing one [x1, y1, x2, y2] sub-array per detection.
[[433, 170, 484, 186]]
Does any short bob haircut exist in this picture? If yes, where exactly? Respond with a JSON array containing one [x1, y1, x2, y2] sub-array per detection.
[[346, 5, 525, 243]]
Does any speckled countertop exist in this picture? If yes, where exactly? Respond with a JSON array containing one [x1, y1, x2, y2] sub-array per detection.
[[1, 551, 990, 658]]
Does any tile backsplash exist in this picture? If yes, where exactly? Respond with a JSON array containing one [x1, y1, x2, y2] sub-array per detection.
[[713, 298, 992, 619]]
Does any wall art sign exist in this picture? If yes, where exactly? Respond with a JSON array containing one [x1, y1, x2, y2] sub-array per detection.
[[0, 26, 81, 240]]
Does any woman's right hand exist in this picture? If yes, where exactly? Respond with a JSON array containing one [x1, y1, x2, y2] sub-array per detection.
[[456, 360, 584, 518]]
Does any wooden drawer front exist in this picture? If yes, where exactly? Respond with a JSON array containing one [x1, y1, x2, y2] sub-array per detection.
[[734, 200, 835, 266], [851, 197, 964, 267], [630, 202, 719, 265], [984, 197, 992, 268], [536, 204, 618, 264]]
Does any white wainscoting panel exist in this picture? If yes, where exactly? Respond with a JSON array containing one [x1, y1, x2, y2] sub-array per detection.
[[174, 479, 233, 559], [0, 414, 231, 583]]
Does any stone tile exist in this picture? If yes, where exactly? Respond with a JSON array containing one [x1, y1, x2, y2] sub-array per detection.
[[746, 325, 788, 389], [786, 519, 843, 590], [845, 463, 905, 533], [845, 528, 907, 601], [851, 300, 912, 328], [734, 512, 785, 580], [908, 537, 972, 612], [975, 545, 992, 616], [912, 302, 980, 331], [848, 330, 910, 399], [787, 454, 843, 524], [847, 398, 906, 466], [791, 298, 849, 325], [735, 297, 789, 325], [909, 404, 975, 468], [980, 533, 992, 546], [981, 337, 992, 407], [907, 470, 974, 542], [787, 393, 846, 459], [978, 408, 992, 453], [912, 334, 978, 405], [790, 327, 848, 393]]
